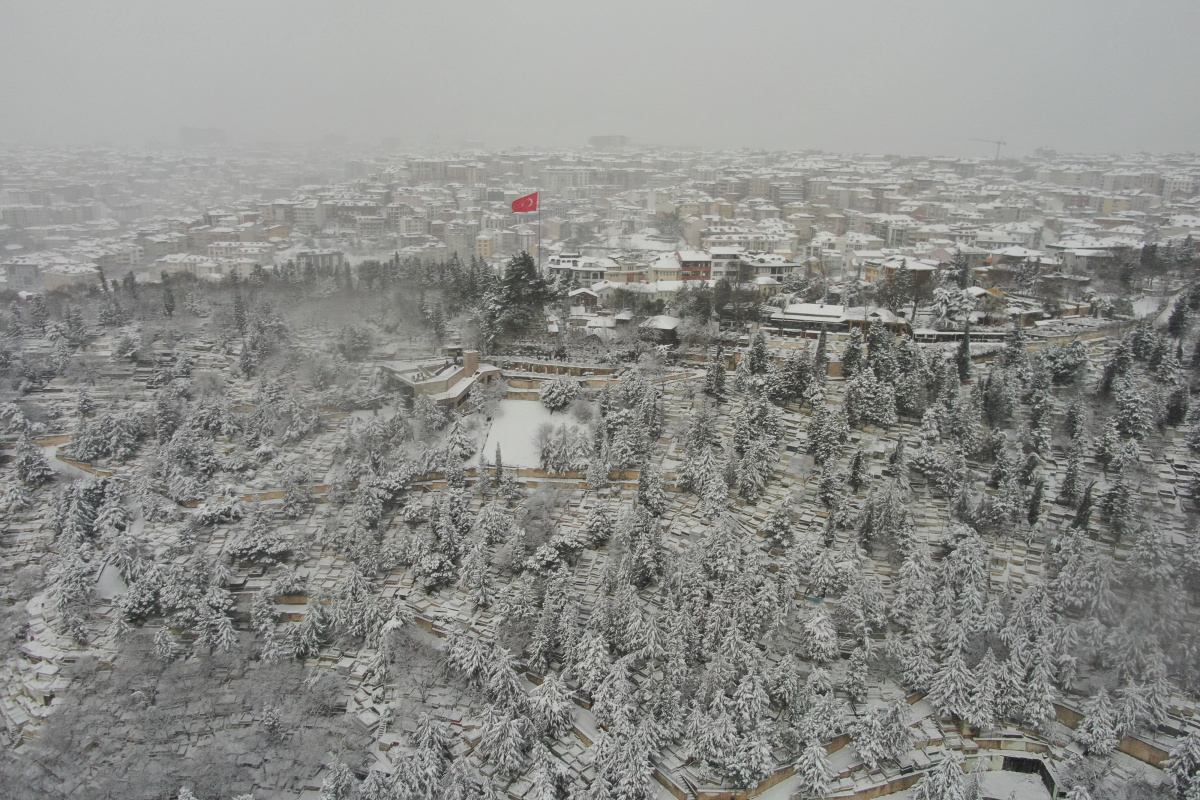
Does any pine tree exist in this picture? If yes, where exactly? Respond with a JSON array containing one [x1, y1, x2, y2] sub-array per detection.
[[529, 673, 574, 741], [814, 326, 829, 378], [852, 697, 912, 770], [229, 505, 290, 563], [845, 366, 898, 429], [847, 445, 869, 492], [478, 703, 529, 780], [928, 640, 973, 720], [15, 432, 54, 487], [736, 437, 776, 502], [154, 626, 180, 661], [539, 376, 579, 413], [912, 754, 965, 800], [1075, 687, 1119, 756], [746, 329, 770, 375], [444, 416, 475, 461], [319, 762, 360, 800], [956, 324, 972, 382], [1167, 730, 1200, 800], [498, 251, 552, 337], [1071, 481, 1095, 530], [794, 738, 835, 799], [761, 505, 795, 551], [804, 604, 840, 664], [782, 345, 814, 404], [966, 649, 999, 731], [704, 344, 727, 401], [637, 465, 669, 516], [808, 403, 849, 465], [30, 294, 48, 335], [842, 328, 864, 380], [459, 541, 495, 608]]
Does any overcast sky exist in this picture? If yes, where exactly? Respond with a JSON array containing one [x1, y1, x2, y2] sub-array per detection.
[[2, 0, 1197, 157]]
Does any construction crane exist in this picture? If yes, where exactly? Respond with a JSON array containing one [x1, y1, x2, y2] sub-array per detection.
[[970, 138, 1007, 163]]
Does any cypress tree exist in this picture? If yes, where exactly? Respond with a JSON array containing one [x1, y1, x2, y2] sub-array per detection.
[[955, 324, 972, 382]]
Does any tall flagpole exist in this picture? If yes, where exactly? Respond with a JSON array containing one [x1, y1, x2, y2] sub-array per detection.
[[537, 193, 543, 277]]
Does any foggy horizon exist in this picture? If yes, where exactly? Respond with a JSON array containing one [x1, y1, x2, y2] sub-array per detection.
[[2, 0, 1198, 158]]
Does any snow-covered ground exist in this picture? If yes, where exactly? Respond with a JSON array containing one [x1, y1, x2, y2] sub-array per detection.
[[1133, 296, 1167, 318], [481, 399, 583, 468], [884, 769, 1051, 800]]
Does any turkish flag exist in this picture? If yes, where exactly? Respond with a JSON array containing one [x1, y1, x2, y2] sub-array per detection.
[[511, 192, 539, 213]]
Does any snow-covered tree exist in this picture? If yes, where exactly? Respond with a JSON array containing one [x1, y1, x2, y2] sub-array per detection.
[[761, 504, 795, 551], [637, 465, 668, 516], [478, 703, 529, 780], [1075, 687, 1120, 756], [842, 328, 864, 380], [529, 672, 575, 742], [1167, 730, 1200, 800], [539, 376, 579, 413], [794, 738, 835, 799], [911, 754, 965, 800], [852, 697, 912, 771], [229, 505, 290, 563], [803, 604, 840, 664], [15, 431, 54, 487], [704, 344, 727, 401], [807, 403, 849, 465], [927, 641, 972, 721], [319, 762, 360, 800]]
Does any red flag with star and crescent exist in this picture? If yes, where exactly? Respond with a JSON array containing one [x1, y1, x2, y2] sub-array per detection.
[[511, 192, 539, 213]]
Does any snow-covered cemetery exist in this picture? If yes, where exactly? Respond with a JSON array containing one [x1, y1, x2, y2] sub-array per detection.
[[3, 141, 1200, 800]]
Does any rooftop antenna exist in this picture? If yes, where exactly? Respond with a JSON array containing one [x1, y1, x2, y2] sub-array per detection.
[[969, 138, 1007, 163]]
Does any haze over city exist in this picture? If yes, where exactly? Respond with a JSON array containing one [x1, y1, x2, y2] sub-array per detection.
[[3, 0, 1199, 156]]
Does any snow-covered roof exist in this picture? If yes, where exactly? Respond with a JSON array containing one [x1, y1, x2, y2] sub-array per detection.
[[640, 315, 681, 331], [781, 303, 844, 319]]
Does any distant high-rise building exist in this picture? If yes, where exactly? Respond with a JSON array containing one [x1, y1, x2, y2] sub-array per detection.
[[589, 135, 629, 149], [180, 127, 226, 147]]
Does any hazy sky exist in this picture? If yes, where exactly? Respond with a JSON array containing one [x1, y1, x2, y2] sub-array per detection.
[[2, 1, 1198, 157]]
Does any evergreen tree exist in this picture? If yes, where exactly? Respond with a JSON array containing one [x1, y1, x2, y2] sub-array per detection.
[[794, 739, 834, 799], [842, 328, 864, 380], [955, 325, 972, 382], [761, 504, 795, 551], [804, 604, 840, 664], [852, 697, 912, 770], [808, 404, 849, 465], [163, 284, 175, 318], [1071, 481, 1095, 530], [845, 366, 897, 429], [814, 326, 829, 378], [1075, 687, 1120, 756], [229, 505, 290, 562], [746, 329, 770, 375], [736, 437, 776, 502], [704, 343, 727, 401], [952, 248, 971, 290], [539, 376, 579, 413], [15, 431, 53, 487], [637, 465, 669, 516], [928, 640, 972, 720], [1167, 730, 1200, 800], [478, 704, 529, 780], [498, 251, 552, 337], [529, 673, 575, 741], [782, 345, 814, 404], [911, 754, 965, 800], [966, 649, 999, 731], [30, 294, 48, 335]]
